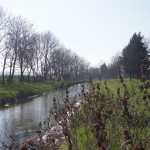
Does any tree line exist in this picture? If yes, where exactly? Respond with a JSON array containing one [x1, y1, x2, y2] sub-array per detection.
[[100, 32, 150, 80], [1, 6, 149, 83], [0, 7, 98, 84]]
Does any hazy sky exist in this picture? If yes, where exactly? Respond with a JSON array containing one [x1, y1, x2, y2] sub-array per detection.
[[0, 0, 150, 66]]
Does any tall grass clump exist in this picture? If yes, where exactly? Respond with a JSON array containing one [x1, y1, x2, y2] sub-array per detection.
[[58, 77, 150, 150]]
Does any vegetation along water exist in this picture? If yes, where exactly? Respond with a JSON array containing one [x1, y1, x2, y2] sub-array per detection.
[[0, 5, 150, 150]]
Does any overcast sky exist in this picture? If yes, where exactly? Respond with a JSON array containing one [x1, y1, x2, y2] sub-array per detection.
[[0, 0, 150, 66]]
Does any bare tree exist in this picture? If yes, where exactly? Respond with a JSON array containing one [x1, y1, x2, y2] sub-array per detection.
[[17, 19, 34, 82], [0, 7, 8, 84], [0, 6, 7, 51], [40, 31, 59, 80], [1, 46, 11, 84], [3, 17, 33, 83], [108, 53, 122, 79], [26, 33, 41, 82], [0, 8, 93, 83]]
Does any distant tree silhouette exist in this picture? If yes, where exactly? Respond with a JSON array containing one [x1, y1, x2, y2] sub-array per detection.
[[122, 32, 149, 80], [100, 63, 108, 80], [108, 54, 123, 79]]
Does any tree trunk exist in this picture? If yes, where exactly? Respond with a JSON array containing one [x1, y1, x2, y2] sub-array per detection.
[[11, 55, 17, 83], [2, 53, 7, 84]]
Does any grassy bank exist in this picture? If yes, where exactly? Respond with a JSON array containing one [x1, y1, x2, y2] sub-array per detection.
[[0, 80, 82, 105], [58, 79, 150, 150]]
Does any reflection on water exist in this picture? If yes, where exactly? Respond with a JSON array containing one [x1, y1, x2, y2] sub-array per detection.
[[0, 83, 88, 148]]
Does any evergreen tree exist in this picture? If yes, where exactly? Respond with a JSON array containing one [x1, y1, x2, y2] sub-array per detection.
[[122, 32, 148, 80]]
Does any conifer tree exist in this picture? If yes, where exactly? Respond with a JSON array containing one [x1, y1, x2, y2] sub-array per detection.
[[122, 32, 148, 80]]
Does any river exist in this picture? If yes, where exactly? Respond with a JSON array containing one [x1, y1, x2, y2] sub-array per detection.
[[0, 83, 89, 149]]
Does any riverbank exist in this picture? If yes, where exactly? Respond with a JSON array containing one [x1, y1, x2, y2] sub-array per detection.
[[0, 80, 85, 106]]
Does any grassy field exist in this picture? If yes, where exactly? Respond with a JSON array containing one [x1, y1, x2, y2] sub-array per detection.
[[58, 79, 150, 150], [0, 80, 76, 105]]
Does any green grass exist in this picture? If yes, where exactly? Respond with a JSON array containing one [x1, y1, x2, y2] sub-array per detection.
[[58, 79, 150, 150], [0, 80, 64, 104], [0, 79, 85, 104], [59, 125, 96, 150], [0, 89, 17, 100]]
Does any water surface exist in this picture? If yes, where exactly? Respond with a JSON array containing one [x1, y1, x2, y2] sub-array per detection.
[[0, 83, 88, 149]]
